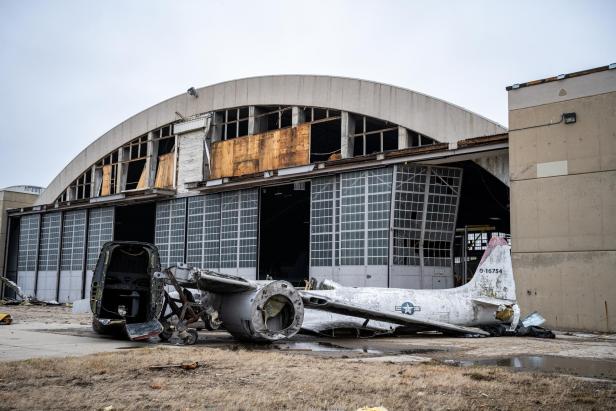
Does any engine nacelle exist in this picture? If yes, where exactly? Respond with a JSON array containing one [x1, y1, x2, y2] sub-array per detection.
[[217, 280, 304, 342]]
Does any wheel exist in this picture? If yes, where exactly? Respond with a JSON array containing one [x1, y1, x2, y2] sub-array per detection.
[[158, 325, 174, 341], [183, 329, 198, 345], [201, 313, 221, 331]]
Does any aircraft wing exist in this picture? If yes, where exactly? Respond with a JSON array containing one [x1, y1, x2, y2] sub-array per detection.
[[471, 296, 516, 307], [301, 292, 490, 336], [193, 270, 257, 293]]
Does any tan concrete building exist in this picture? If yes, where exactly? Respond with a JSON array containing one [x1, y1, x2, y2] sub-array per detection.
[[0, 186, 42, 277], [508, 64, 616, 332]]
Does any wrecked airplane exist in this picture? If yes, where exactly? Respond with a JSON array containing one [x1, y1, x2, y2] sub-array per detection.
[[90, 236, 523, 343], [301, 236, 519, 337]]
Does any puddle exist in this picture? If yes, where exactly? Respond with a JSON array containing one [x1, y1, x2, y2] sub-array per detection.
[[445, 356, 616, 380]]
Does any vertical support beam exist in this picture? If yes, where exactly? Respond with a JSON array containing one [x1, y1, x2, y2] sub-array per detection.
[[81, 208, 90, 299], [247, 106, 256, 136], [148, 132, 159, 188], [143, 131, 154, 189], [419, 166, 432, 287], [387, 165, 397, 288], [398, 126, 409, 150], [90, 165, 98, 198], [291, 106, 304, 127], [172, 135, 178, 189], [203, 115, 212, 180], [340, 111, 355, 159], [55, 211, 64, 302], [33, 214, 42, 296], [211, 112, 224, 143], [0, 216, 14, 299], [115, 148, 124, 194]]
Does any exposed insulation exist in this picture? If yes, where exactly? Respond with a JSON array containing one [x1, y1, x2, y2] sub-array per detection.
[[101, 165, 112, 196], [210, 124, 310, 179], [155, 152, 175, 188]]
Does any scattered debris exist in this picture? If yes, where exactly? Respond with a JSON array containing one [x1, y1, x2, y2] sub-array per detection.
[[0, 313, 12, 325], [357, 407, 388, 411], [149, 361, 201, 370]]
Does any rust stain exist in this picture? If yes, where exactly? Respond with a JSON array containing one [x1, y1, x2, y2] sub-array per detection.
[[210, 124, 310, 179]]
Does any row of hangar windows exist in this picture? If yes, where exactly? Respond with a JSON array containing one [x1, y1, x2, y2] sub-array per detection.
[[14, 163, 461, 300], [56, 105, 436, 204]]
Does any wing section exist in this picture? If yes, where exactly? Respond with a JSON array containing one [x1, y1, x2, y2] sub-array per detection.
[[301, 292, 489, 336], [193, 270, 257, 293]]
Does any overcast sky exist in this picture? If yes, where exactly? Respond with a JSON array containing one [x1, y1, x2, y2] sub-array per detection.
[[0, 0, 614, 189]]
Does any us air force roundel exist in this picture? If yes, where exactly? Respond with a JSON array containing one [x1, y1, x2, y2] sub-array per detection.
[[395, 301, 421, 315]]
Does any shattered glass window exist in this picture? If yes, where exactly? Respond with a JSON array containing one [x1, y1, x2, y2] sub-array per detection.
[[393, 164, 462, 268], [392, 165, 427, 266]]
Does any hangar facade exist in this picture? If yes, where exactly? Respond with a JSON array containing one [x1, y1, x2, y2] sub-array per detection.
[[2, 75, 511, 306]]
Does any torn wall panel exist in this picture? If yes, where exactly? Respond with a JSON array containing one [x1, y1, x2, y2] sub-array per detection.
[[177, 131, 206, 193]]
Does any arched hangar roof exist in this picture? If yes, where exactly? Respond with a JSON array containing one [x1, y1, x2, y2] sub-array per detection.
[[36, 74, 507, 205]]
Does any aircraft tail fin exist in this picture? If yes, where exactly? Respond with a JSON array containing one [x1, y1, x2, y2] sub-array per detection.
[[467, 236, 516, 301]]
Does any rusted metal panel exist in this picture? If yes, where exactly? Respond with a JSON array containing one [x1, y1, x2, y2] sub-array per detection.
[[210, 124, 310, 179]]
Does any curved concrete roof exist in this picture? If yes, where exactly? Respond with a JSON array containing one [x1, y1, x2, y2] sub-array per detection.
[[36, 74, 506, 205]]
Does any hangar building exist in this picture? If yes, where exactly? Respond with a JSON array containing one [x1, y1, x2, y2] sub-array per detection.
[[2, 65, 614, 332]]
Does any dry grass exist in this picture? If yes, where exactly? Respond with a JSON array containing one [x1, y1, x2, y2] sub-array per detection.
[[0, 346, 614, 410]]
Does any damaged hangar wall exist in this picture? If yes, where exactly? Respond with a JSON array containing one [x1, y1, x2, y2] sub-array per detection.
[[508, 67, 616, 332], [34, 75, 505, 206]]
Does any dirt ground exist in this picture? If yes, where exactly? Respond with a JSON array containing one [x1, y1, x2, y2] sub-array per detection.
[[1, 345, 615, 410], [1, 305, 616, 410]]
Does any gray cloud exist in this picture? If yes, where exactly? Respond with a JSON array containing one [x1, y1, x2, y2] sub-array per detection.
[[1, 0, 614, 188]]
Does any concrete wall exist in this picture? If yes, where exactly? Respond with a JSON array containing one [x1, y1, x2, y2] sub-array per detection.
[[0, 190, 39, 275], [508, 68, 616, 332], [36, 75, 506, 206]]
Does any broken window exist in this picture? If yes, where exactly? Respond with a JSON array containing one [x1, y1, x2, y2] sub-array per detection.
[[409, 129, 437, 147], [213, 107, 250, 140], [154, 126, 176, 188], [254, 106, 292, 133], [393, 164, 462, 268], [303, 107, 340, 123], [351, 114, 398, 156], [310, 118, 341, 162], [121, 134, 148, 191]]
